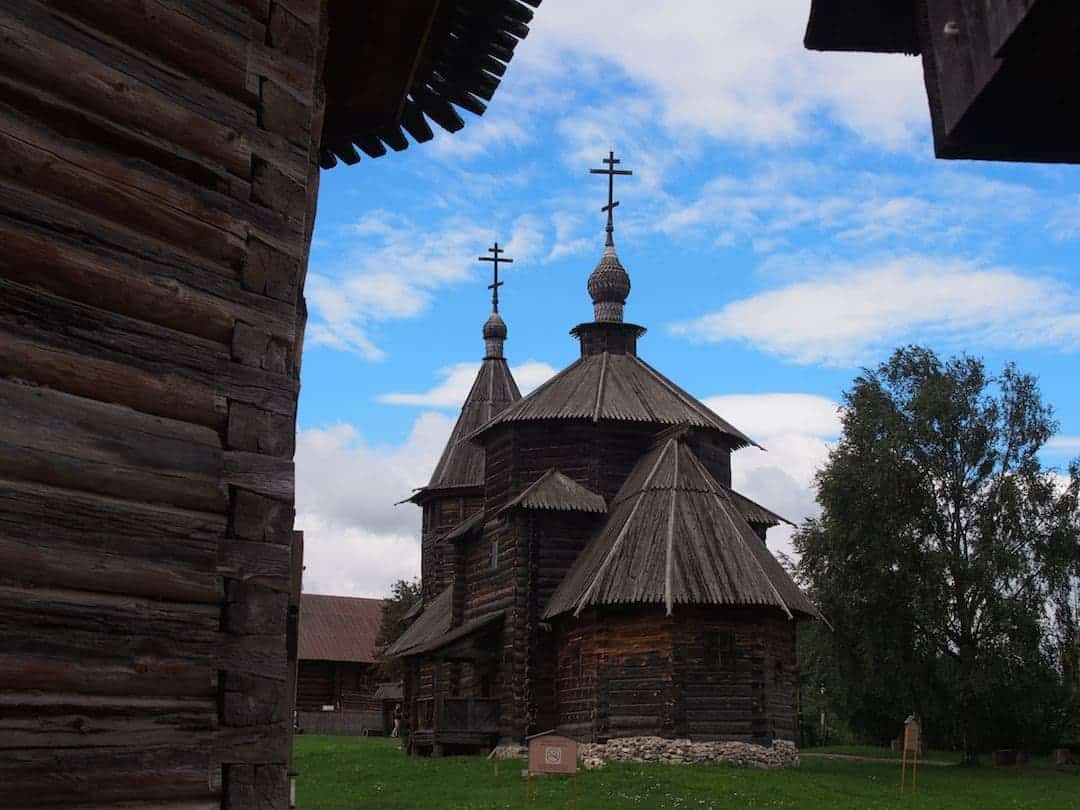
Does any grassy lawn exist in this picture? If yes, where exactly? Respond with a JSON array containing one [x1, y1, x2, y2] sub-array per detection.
[[294, 735, 1078, 810]]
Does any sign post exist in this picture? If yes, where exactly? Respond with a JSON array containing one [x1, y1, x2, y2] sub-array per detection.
[[525, 732, 579, 810], [900, 716, 921, 796]]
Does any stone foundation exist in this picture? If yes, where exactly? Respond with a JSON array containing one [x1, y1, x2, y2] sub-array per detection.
[[488, 743, 528, 760], [578, 737, 799, 770]]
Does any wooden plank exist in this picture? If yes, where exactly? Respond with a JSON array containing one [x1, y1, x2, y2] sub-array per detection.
[[0, 99, 248, 268], [0, 477, 224, 603], [0, 191, 297, 340], [0, 379, 227, 512], [46, 0, 258, 103], [0, 4, 254, 176], [0, 745, 217, 807], [218, 539, 291, 591], [0, 692, 218, 750], [225, 452, 294, 500], [0, 277, 299, 419]]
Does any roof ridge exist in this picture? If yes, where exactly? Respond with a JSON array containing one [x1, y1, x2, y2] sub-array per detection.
[[573, 437, 675, 617]]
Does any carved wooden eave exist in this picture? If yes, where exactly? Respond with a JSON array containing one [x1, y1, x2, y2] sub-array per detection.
[[805, 0, 1080, 163], [319, 0, 541, 168]]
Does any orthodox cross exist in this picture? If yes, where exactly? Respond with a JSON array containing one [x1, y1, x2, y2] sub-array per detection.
[[478, 241, 513, 312], [590, 150, 633, 245]]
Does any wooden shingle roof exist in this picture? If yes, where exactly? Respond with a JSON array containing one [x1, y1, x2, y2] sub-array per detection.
[[384, 586, 453, 658], [544, 431, 817, 620], [469, 352, 758, 448], [412, 356, 520, 501], [502, 470, 607, 514], [298, 594, 385, 664], [321, 0, 543, 168], [383, 586, 504, 658], [728, 489, 794, 528]]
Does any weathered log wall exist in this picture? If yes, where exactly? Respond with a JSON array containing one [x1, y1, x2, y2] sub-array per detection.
[[554, 607, 798, 745], [0, 0, 327, 805]]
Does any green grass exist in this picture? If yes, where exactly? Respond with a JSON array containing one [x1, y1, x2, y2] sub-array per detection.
[[294, 735, 1079, 810], [803, 744, 961, 763]]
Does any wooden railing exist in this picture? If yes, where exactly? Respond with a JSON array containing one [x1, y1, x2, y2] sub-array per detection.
[[439, 698, 499, 733]]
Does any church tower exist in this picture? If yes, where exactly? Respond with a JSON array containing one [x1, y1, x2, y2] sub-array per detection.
[[408, 244, 521, 604]]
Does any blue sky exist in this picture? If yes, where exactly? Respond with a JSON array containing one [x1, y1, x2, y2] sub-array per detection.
[[296, 3, 1080, 597]]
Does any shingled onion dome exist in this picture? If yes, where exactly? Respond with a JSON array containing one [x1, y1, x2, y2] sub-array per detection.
[[588, 241, 631, 323], [483, 310, 508, 358]]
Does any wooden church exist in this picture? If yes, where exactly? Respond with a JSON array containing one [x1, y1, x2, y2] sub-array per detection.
[[386, 154, 818, 755]]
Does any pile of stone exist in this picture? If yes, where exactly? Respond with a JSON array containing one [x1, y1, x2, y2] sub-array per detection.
[[577, 737, 799, 770]]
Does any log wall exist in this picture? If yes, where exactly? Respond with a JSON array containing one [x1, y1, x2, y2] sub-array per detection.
[[0, 0, 328, 806], [554, 607, 799, 745]]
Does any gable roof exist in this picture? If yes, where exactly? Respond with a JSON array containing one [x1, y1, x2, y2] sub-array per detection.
[[502, 470, 607, 514], [413, 356, 520, 500], [544, 431, 818, 620], [728, 488, 794, 528], [469, 352, 758, 448], [299, 594, 385, 664]]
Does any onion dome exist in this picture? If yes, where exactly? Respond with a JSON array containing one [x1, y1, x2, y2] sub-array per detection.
[[483, 311, 507, 340], [588, 242, 631, 323]]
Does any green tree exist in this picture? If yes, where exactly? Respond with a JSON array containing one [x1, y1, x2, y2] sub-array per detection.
[[796, 346, 1080, 764], [376, 578, 421, 680]]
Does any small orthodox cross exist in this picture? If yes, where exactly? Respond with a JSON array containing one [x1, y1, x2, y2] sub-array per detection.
[[590, 150, 633, 245], [478, 241, 513, 312]]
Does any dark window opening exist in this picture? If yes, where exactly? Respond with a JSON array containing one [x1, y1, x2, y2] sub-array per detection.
[[705, 630, 735, 670]]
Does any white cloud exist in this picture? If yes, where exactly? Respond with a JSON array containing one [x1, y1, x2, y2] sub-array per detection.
[[705, 393, 841, 561], [379, 360, 558, 408], [306, 212, 545, 360], [674, 259, 1080, 366], [295, 414, 454, 597], [1046, 436, 1080, 456], [525, 1, 927, 150]]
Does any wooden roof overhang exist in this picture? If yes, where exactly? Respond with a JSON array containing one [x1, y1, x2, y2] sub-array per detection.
[[805, 1, 1080, 162], [320, 0, 541, 168], [465, 352, 760, 449], [383, 585, 503, 660]]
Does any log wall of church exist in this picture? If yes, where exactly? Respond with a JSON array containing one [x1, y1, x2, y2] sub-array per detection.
[[0, 1, 327, 805], [554, 607, 799, 745]]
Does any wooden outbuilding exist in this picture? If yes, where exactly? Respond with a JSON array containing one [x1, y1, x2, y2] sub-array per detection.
[[295, 594, 385, 734], [388, 170, 818, 755], [804, 1, 1080, 162], [0, 1, 540, 806]]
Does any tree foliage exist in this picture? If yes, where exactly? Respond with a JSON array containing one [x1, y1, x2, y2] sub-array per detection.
[[376, 578, 422, 680], [795, 347, 1080, 762]]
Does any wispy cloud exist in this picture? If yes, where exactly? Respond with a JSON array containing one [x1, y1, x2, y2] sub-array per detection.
[[379, 360, 558, 408], [673, 258, 1080, 366], [306, 212, 545, 360], [526, 1, 927, 150]]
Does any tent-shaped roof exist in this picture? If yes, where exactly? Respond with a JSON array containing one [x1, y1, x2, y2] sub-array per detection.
[[469, 352, 758, 448], [298, 594, 385, 664], [544, 430, 817, 620], [502, 469, 607, 514], [413, 356, 520, 499]]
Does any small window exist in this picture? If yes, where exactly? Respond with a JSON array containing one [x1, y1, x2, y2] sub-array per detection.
[[490, 538, 499, 571], [705, 631, 735, 670]]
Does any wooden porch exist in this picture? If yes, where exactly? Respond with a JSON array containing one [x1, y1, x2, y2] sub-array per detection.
[[410, 697, 500, 754]]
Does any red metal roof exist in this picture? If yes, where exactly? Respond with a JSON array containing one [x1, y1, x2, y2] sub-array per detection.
[[298, 593, 385, 664]]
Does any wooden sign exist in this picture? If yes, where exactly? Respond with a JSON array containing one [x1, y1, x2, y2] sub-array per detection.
[[528, 734, 578, 775], [903, 718, 921, 751], [900, 717, 921, 795]]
